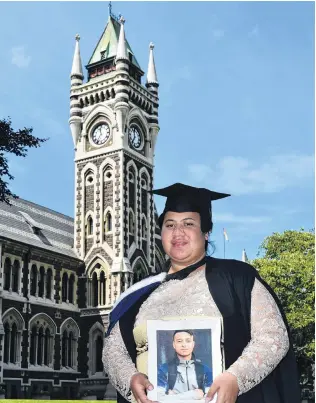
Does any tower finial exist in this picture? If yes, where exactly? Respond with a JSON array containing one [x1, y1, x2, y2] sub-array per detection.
[[116, 15, 128, 62], [70, 33, 83, 84], [108, 1, 112, 17], [146, 41, 158, 86]]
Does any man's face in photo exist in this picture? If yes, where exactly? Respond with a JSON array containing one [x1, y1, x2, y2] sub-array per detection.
[[173, 331, 195, 359]]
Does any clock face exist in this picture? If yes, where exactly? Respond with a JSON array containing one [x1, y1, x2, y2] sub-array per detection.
[[92, 124, 110, 145], [129, 126, 142, 149]]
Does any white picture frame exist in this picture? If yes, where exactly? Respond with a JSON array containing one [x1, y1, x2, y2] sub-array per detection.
[[147, 318, 223, 403]]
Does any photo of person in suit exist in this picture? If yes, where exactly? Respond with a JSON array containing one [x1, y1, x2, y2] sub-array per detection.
[[157, 330, 213, 401]]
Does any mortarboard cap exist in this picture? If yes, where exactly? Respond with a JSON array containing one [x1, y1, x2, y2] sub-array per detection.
[[152, 183, 230, 233]]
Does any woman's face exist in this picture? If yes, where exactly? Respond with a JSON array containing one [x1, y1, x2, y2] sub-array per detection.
[[161, 211, 208, 265]]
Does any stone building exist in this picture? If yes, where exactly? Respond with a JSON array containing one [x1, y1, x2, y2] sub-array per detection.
[[0, 10, 165, 399]]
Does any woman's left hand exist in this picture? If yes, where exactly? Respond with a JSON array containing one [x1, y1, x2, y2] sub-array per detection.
[[205, 372, 239, 403]]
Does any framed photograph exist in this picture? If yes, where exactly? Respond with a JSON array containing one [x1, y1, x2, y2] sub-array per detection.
[[147, 318, 223, 403]]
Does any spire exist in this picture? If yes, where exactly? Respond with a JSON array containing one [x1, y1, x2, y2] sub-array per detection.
[[86, 9, 144, 82], [146, 42, 158, 85], [70, 34, 83, 85], [116, 16, 128, 62]]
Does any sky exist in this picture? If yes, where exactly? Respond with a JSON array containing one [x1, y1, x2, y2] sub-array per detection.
[[0, 1, 314, 261]]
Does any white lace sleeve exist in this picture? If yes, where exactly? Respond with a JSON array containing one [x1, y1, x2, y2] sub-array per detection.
[[227, 278, 289, 394], [103, 322, 139, 401]]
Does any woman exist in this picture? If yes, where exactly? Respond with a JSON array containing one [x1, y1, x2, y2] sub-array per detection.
[[103, 183, 300, 403]]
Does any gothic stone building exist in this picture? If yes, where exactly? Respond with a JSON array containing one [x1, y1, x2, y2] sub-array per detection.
[[0, 12, 165, 399]]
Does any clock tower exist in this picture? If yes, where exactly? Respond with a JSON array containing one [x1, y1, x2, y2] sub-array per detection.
[[69, 11, 164, 327]]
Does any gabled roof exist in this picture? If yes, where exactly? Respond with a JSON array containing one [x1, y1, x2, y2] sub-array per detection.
[[0, 198, 79, 259], [87, 16, 141, 70]]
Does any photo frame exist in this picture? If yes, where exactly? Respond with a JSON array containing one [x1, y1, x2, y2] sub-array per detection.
[[147, 318, 223, 403]]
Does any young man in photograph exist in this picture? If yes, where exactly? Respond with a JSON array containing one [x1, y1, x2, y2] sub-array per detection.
[[157, 330, 213, 401]]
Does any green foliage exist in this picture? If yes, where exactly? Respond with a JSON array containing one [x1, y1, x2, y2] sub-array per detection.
[[252, 229, 315, 387], [0, 117, 47, 204]]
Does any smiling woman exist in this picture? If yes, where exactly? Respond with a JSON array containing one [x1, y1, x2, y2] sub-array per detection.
[[161, 212, 208, 271], [103, 182, 301, 403]]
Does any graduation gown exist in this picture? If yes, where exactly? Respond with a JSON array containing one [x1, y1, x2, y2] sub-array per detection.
[[107, 257, 301, 403]]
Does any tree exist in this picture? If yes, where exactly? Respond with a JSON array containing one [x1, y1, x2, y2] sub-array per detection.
[[0, 117, 47, 204], [252, 229, 315, 389]]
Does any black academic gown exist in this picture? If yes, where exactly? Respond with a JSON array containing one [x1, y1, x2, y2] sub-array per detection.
[[116, 257, 301, 403]]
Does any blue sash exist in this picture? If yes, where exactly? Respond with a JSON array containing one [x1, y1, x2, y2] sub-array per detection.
[[106, 281, 161, 336]]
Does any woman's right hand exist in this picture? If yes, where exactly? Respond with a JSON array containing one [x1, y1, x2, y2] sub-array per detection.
[[130, 373, 157, 403]]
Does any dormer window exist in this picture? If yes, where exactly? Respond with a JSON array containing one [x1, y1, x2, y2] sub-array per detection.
[[19, 211, 43, 235]]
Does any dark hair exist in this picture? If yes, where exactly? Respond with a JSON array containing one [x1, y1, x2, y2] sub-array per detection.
[[204, 208, 214, 253], [173, 329, 194, 339]]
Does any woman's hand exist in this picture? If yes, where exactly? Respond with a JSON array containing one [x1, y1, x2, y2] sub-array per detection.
[[130, 372, 157, 403], [205, 372, 239, 403]]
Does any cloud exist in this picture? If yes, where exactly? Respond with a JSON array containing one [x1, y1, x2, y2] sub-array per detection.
[[188, 154, 314, 195], [212, 29, 225, 40], [11, 46, 31, 68], [248, 24, 259, 37]]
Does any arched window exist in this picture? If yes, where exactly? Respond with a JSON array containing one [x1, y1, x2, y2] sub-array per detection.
[[87, 216, 93, 236], [104, 212, 112, 237], [46, 269, 52, 299], [68, 331, 73, 367], [88, 322, 104, 376], [10, 322, 17, 363], [4, 322, 10, 363], [129, 211, 135, 235], [29, 315, 55, 367], [60, 319, 79, 369], [4, 257, 11, 291], [62, 272, 68, 302], [142, 217, 147, 239], [38, 266, 45, 298], [92, 272, 98, 307], [30, 326, 37, 365], [30, 264, 37, 296], [99, 271, 106, 306], [95, 335, 104, 372], [68, 274, 75, 304], [44, 328, 50, 366], [3, 309, 24, 366], [12, 260, 20, 293], [37, 327, 44, 365], [62, 330, 67, 367]]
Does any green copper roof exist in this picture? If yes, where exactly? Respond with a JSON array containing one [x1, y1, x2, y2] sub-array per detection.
[[87, 16, 141, 70]]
